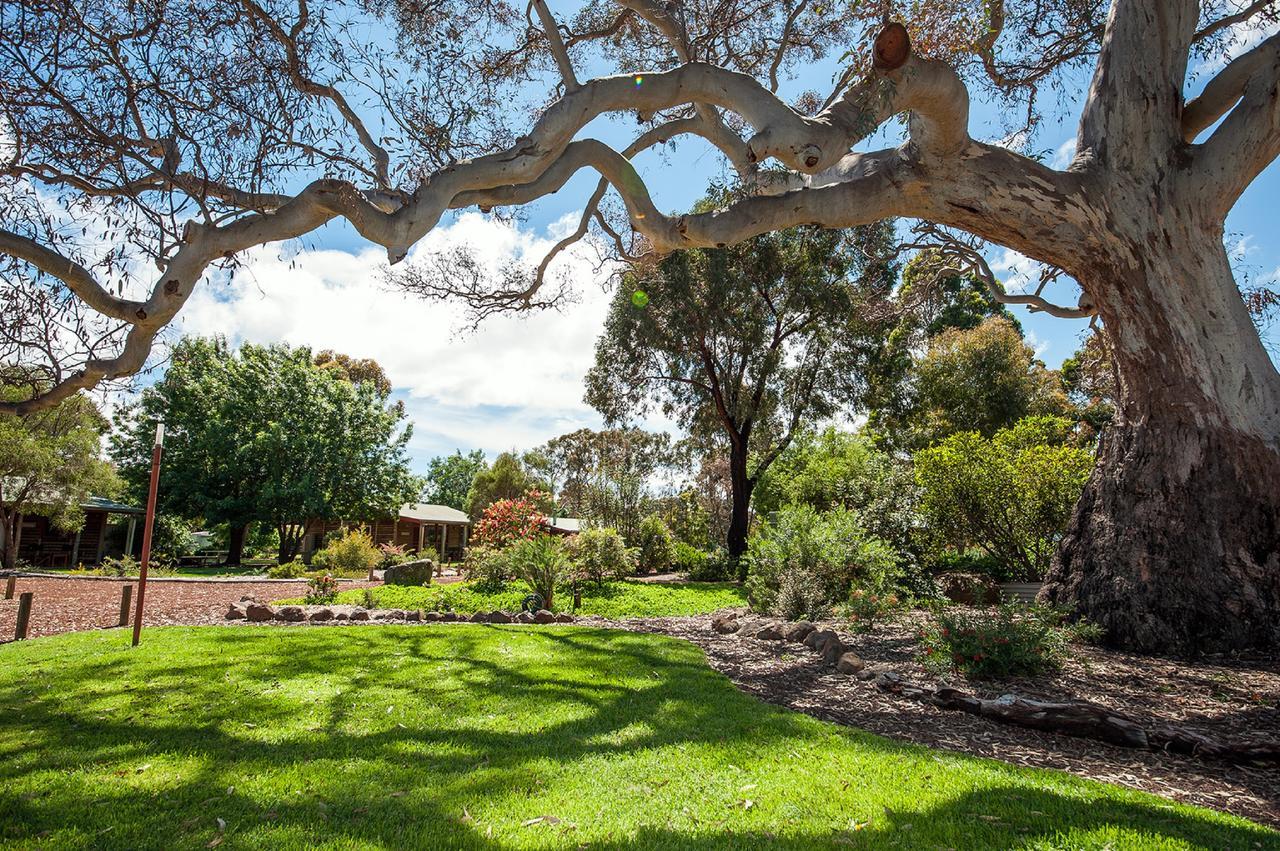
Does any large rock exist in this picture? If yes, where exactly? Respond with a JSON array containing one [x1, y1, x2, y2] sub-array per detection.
[[803, 629, 840, 652], [276, 605, 306, 622], [836, 651, 866, 674], [533, 609, 556, 624], [439, 611, 460, 622], [554, 613, 574, 623], [515, 611, 535, 624], [384, 559, 435, 586], [711, 613, 740, 634], [308, 607, 334, 622], [405, 609, 422, 622], [936, 571, 1000, 606], [755, 623, 786, 641], [783, 621, 816, 642], [470, 611, 491, 623], [350, 607, 370, 621], [822, 638, 849, 666], [387, 609, 407, 620], [245, 602, 275, 622], [490, 611, 513, 624], [225, 603, 247, 620]]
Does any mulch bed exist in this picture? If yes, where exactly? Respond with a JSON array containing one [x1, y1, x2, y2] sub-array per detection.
[[605, 610, 1280, 829], [0, 574, 378, 642]]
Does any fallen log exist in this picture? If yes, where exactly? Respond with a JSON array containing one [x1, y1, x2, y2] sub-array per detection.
[[872, 671, 1279, 764]]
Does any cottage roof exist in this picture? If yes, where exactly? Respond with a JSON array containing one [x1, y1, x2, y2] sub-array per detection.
[[398, 503, 471, 524]]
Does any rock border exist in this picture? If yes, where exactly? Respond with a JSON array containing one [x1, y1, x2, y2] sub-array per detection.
[[226, 597, 576, 626]]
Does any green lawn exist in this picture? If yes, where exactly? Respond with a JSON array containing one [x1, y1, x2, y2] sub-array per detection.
[[292, 580, 749, 618], [0, 628, 1273, 850]]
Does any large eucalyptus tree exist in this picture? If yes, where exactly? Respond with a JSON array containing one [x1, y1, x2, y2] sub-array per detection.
[[2, 0, 1278, 654]]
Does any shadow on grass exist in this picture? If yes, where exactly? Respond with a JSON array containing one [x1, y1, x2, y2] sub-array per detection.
[[0, 626, 1273, 850]]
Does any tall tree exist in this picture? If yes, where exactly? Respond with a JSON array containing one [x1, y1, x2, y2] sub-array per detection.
[[587, 223, 893, 565], [0, 378, 118, 569], [5, 1, 1280, 652], [422, 450, 487, 511], [465, 452, 550, 519], [112, 338, 418, 562]]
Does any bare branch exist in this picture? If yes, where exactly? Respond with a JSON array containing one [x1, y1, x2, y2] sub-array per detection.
[[530, 0, 580, 91], [1194, 0, 1280, 43]]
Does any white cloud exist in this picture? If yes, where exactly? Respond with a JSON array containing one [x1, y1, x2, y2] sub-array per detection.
[[176, 213, 628, 461], [1050, 138, 1077, 170], [989, 248, 1042, 293]]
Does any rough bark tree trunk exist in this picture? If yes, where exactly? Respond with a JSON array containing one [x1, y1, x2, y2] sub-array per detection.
[[727, 444, 754, 579], [0, 509, 17, 571], [226, 522, 247, 566], [1043, 217, 1280, 655]]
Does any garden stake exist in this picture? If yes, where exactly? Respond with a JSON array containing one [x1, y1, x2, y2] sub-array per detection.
[[14, 592, 32, 640], [4, 575, 14, 599], [132, 423, 164, 647]]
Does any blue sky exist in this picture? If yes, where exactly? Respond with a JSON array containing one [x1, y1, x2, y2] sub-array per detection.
[[169, 19, 1280, 472]]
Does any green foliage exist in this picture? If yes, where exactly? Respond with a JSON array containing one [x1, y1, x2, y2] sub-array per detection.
[[746, 505, 899, 621], [505, 535, 570, 609], [422, 449, 487, 511], [568, 527, 634, 587], [918, 604, 1072, 678], [672, 541, 729, 581], [311, 527, 381, 577], [110, 337, 419, 562], [634, 514, 675, 573], [0, 382, 119, 569], [1060, 329, 1117, 443], [148, 515, 195, 566], [662, 490, 713, 550], [465, 452, 550, 518], [267, 558, 307, 579], [462, 544, 512, 592], [304, 573, 339, 604], [915, 416, 1094, 581]]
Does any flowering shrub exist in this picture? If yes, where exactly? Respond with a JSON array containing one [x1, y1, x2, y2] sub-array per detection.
[[305, 573, 339, 604], [377, 542, 412, 571], [917, 604, 1069, 678], [841, 588, 901, 634], [473, 489, 548, 549]]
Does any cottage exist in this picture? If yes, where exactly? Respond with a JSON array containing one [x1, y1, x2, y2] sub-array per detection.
[[301, 503, 472, 563], [2, 496, 145, 568]]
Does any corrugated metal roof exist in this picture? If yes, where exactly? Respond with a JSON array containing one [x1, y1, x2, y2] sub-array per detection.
[[544, 517, 582, 533], [81, 495, 144, 514], [398, 503, 471, 524]]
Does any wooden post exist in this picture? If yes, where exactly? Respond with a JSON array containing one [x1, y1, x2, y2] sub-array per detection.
[[4, 575, 14, 599], [439, 524, 446, 562], [132, 423, 164, 647], [71, 529, 82, 568], [14, 592, 33, 640], [124, 516, 137, 558], [119, 585, 133, 627]]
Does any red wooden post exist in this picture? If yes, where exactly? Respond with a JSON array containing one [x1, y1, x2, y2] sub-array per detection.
[[131, 423, 164, 647], [14, 592, 33, 640]]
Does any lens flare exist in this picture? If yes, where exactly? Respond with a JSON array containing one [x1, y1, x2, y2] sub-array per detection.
[[631, 290, 650, 308], [634, 75, 644, 87]]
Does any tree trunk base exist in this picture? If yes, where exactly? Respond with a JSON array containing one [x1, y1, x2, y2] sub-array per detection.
[[1042, 417, 1280, 656]]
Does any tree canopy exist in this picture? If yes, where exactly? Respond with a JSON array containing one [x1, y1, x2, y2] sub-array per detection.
[[423, 449, 488, 511], [111, 338, 419, 562], [587, 221, 895, 561]]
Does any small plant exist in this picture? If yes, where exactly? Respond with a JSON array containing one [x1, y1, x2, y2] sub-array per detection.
[[305, 573, 339, 604], [674, 542, 734, 581], [95, 554, 139, 577], [268, 557, 307, 579], [841, 587, 901, 634], [568, 527, 633, 588], [462, 545, 511, 592], [377, 543, 412, 571], [918, 603, 1070, 679], [507, 534, 569, 610], [361, 588, 377, 609], [311, 528, 381, 578]]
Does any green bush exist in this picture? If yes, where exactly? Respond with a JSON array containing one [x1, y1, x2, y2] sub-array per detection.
[[839, 587, 902, 634], [915, 415, 1093, 582], [918, 603, 1070, 678], [462, 545, 511, 592], [635, 514, 675, 574], [569, 527, 634, 588], [931, 549, 1005, 580], [377, 543, 417, 572], [746, 505, 898, 621], [673, 542, 733, 581], [506, 535, 570, 609], [311, 527, 381, 577], [267, 558, 307, 579]]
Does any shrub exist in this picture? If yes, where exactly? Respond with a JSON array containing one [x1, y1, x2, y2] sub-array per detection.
[[569, 527, 633, 588], [672, 541, 729, 581], [377, 543, 413, 572], [746, 505, 899, 620], [91, 554, 176, 577], [507, 535, 569, 609], [304, 573, 339, 604], [917, 603, 1070, 678], [462, 545, 511, 592], [914, 415, 1093, 582], [931, 549, 1005, 580], [840, 587, 901, 634], [473, 490, 548, 549], [267, 557, 307, 579], [634, 514, 675, 574], [311, 528, 381, 577]]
